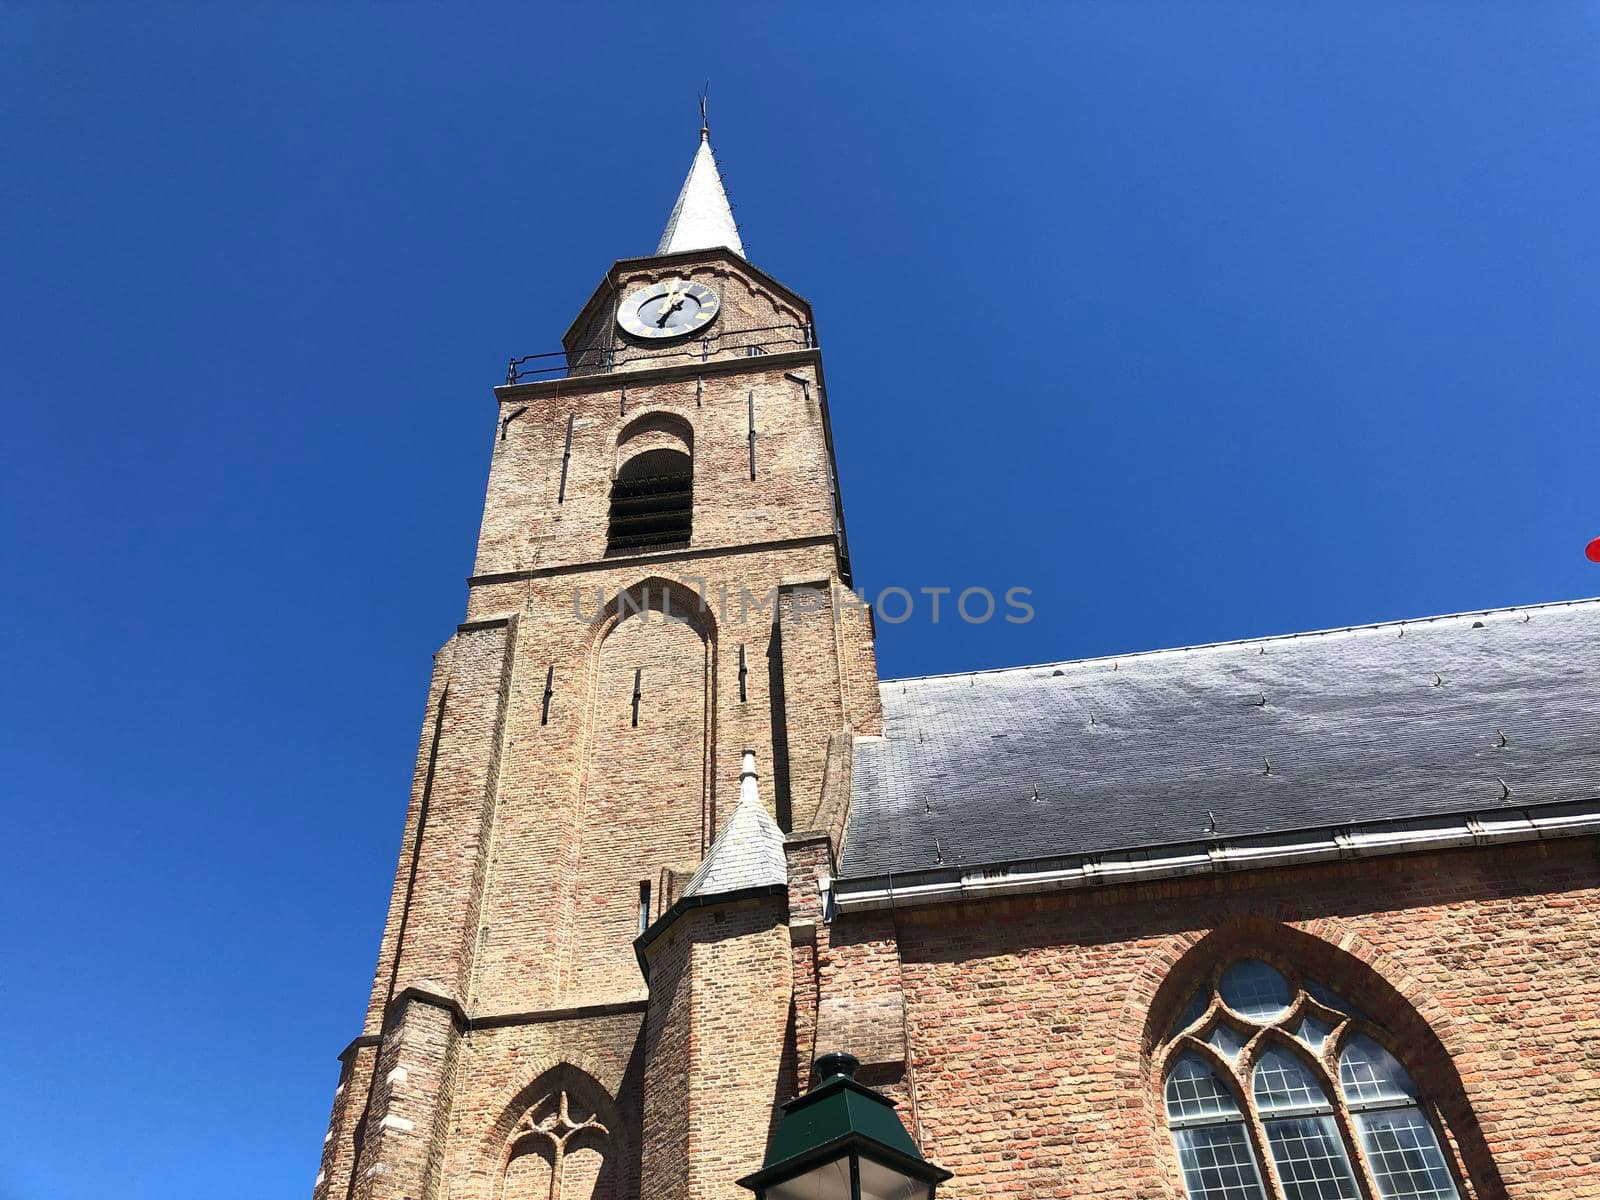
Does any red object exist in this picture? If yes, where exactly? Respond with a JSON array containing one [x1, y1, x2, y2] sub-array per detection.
[[1588, 537, 1600, 563]]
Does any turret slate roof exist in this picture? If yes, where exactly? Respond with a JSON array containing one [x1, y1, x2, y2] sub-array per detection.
[[841, 598, 1600, 878], [683, 752, 787, 898]]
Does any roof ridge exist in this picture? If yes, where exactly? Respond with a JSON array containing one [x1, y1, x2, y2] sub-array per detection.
[[880, 595, 1600, 687]]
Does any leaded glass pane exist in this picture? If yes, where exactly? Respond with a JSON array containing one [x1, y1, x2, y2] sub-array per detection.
[[1262, 1114, 1361, 1200], [858, 1155, 933, 1200], [1305, 979, 1358, 1016], [1355, 1108, 1460, 1199], [1253, 1046, 1331, 1113], [1166, 1054, 1243, 1121], [1338, 1035, 1417, 1106], [1172, 1124, 1267, 1200], [1174, 987, 1209, 1035], [1294, 1014, 1336, 1055], [1207, 1023, 1248, 1062], [1220, 959, 1292, 1022]]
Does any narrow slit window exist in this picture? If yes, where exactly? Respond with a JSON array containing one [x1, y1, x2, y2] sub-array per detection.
[[637, 880, 652, 936]]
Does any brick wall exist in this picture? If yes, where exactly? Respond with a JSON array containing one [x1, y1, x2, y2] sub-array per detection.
[[775, 586, 845, 827], [641, 896, 793, 1200], [454, 550, 868, 1019], [386, 621, 514, 1004], [686, 898, 793, 1200], [641, 924, 693, 1200], [313, 1039, 376, 1198], [818, 838, 1600, 1200], [475, 357, 837, 580], [440, 1010, 646, 1200], [350, 998, 461, 1200]]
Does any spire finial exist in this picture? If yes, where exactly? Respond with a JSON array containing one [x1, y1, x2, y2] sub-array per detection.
[[739, 749, 760, 807], [699, 81, 710, 141]]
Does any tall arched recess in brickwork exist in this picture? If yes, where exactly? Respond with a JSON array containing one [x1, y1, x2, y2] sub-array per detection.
[[1140, 924, 1504, 1200], [606, 412, 694, 556], [565, 577, 714, 1003], [489, 1065, 629, 1200]]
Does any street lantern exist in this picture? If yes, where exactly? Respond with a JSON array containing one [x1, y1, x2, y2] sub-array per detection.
[[737, 1052, 953, 1200]]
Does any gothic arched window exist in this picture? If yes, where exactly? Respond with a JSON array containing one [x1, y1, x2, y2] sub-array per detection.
[[1159, 957, 1467, 1200], [498, 1075, 621, 1200]]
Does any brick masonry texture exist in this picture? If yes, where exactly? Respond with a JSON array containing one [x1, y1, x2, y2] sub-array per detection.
[[640, 898, 792, 1200], [474, 363, 837, 579], [440, 1010, 646, 1200], [816, 838, 1600, 1200], [311, 239, 1598, 1200]]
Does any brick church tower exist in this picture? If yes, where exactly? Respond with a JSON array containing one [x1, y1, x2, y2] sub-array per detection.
[[312, 115, 1600, 1200], [312, 124, 881, 1200]]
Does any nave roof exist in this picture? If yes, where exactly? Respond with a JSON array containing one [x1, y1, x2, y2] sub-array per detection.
[[842, 597, 1600, 878]]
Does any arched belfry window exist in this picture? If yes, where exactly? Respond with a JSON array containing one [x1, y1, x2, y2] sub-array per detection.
[[1159, 957, 1467, 1200], [606, 414, 693, 556]]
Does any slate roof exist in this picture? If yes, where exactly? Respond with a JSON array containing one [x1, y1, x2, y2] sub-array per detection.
[[841, 599, 1600, 878]]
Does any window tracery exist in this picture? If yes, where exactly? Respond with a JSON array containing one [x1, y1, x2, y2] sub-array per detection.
[[1159, 957, 1466, 1200], [500, 1085, 616, 1200]]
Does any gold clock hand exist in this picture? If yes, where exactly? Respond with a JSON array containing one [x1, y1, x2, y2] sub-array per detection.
[[656, 283, 683, 325]]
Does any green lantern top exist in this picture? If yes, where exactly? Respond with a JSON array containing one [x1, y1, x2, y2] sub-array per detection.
[[737, 1053, 952, 1198]]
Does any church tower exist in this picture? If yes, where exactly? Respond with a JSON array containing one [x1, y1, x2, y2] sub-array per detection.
[[312, 124, 882, 1200]]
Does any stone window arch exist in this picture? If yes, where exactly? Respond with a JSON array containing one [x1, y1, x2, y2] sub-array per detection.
[[496, 1068, 622, 1200], [607, 412, 693, 555], [1157, 955, 1472, 1200]]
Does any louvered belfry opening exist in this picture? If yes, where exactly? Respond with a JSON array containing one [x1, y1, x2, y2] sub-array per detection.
[[607, 447, 693, 555]]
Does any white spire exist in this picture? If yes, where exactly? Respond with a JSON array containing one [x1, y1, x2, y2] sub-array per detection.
[[656, 128, 745, 258]]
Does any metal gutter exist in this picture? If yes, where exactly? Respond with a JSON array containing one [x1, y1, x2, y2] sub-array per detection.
[[830, 798, 1600, 914]]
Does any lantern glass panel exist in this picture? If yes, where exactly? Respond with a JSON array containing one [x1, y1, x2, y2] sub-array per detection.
[[858, 1155, 933, 1200], [764, 1156, 852, 1200]]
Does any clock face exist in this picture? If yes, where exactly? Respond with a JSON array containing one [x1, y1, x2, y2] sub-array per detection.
[[617, 279, 720, 340]]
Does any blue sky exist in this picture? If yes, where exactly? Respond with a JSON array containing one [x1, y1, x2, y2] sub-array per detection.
[[3, 4, 1598, 1197]]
